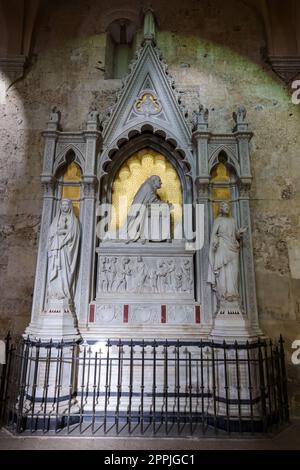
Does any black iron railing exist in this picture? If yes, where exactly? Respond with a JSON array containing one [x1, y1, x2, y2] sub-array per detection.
[[0, 335, 289, 435]]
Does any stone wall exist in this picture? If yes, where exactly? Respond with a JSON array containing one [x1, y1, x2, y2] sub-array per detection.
[[0, 0, 300, 414]]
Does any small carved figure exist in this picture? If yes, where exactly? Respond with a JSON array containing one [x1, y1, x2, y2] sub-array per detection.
[[99, 257, 109, 292], [135, 256, 148, 293], [107, 257, 118, 291], [166, 260, 176, 292], [157, 261, 169, 293], [233, 106, 247, 125], [182, 259, 192, 292], [175, 269, 183, 291], [149, 268, 158, 293], [114, 258, 131, 292]]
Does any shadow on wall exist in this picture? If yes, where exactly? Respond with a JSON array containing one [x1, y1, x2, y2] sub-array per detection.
[[0, 67, 40, 338]]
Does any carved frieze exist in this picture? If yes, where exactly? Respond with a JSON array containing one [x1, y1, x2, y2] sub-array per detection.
[[96, 255, 194, 297]]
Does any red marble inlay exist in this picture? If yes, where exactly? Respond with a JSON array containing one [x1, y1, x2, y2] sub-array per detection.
[[89, 304, 95, 323], [161, 304, 166, 323], [195, 305, 201, 324], [124, 304, 129, 323]]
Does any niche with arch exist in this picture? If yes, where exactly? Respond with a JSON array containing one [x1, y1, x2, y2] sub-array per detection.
[[55, 150, 82, 218], [98, 130, 194, 242], [110, 148, 183, 236], [210, 151, 239, 219]]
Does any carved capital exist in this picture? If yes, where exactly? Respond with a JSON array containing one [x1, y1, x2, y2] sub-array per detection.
[[238, 180, 252, 198], [234, 131, 253, 141], [192, 131, 211, 143], [41, 175, 57, 197], [83, 176, 98, 198], [195, 178, 210, 199]]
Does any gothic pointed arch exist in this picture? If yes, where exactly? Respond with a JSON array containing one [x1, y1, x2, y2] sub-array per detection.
[[98, 40, 195, 178]]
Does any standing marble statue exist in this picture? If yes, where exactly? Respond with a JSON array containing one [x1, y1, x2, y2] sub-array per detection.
[[208, 201, 247, 314], [46, 199, 80, 309]]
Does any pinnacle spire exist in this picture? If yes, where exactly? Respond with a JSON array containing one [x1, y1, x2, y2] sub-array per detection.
[[143, 6, 156, 45]]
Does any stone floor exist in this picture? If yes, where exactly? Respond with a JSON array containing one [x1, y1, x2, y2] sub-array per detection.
[[0, 421, 299, 450]]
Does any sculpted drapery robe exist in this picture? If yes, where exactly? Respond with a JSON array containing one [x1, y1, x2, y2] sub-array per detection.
[[208, 215, 240, 303], [46, 202, 80, 303], [118, 175, 162, 242]]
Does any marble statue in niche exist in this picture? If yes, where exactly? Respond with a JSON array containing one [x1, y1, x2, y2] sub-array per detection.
[[46, 199, 80, 309], [208, 201, 247, 314], [117, 175, 173, 242]]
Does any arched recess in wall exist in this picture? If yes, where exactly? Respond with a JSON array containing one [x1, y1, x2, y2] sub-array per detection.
[[98, 130, 193, 239], [210, 150, 239, 218], [55, 150, 82, 218], [105, 18, 137, 79]]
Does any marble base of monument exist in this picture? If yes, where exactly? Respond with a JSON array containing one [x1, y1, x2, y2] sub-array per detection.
[[25, 299, 81, 342], [90, 240, 200, 339], [210, 306, 261, 340]]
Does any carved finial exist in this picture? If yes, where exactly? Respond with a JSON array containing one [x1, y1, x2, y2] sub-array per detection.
[[192, 104, 209, 132], [46, 106, 61, 130], [49, 106, 61, 123], [87, 109, 99, 122], [86, 108, 102, 131], [143, 6, 156, 45], [232, 106, 248, 131], [233, 106, 246, 124]]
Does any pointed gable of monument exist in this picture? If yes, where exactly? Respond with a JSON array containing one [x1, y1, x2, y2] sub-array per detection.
[[102, 42, 192, 150]]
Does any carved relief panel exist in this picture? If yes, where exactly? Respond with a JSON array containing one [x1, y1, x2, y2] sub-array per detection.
[[96, 254, 194, 298]]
